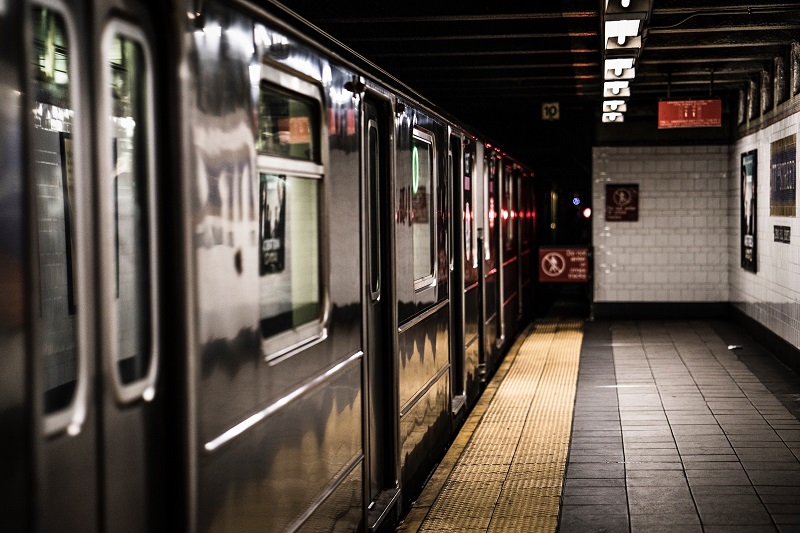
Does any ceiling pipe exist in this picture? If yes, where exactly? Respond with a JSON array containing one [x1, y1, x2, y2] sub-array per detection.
[[650, 6, 800, 31]]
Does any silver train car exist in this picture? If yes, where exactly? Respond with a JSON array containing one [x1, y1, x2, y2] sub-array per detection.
[[0, 0, 537, 531]]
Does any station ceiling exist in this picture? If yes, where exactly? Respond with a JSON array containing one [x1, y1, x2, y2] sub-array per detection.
[[275, 0, 800, 169]]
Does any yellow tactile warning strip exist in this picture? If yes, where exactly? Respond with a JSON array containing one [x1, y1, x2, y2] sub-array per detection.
[[398, 319, 584, 533]]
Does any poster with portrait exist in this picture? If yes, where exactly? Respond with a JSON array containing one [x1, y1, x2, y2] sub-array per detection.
[[740, 150, 757, 272], [770, 134, 796, 217], [259, 173, 286, 274]]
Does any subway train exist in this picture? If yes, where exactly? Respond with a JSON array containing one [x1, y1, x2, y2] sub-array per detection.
[[0, 0, 538, 531]]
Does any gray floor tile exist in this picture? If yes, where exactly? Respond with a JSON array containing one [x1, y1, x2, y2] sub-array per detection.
[[566, 463, 625, 478], [627, 485, 692, 501], [766, 504, 800, 516], [775, 516, 800, 527], [704, 526, 778, 533], [563, 478, 626, 488], [628, 498, 696, 515], [558, 513, 630, 533], [624, 461, 684, 471], [629, 513, 700, 529], [562, 486, 628, 498], [690, 484, 756, 495]]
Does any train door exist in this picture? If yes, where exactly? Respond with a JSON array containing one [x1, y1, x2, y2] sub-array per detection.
[[92, 3, 164, 531], [448, 133, 466, 415], [363, 95, 400, 530], [25, 2, 100, 531], [482, 152, 500, 372], [24, 1, 165, 531], [461, 142, 481, 401], [495, 158, 505, 349]]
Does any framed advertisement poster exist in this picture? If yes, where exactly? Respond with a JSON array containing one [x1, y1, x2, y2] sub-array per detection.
[[770, 134, 796, 217], [259, 173, 286, 274], [741, 150, 757, 272]]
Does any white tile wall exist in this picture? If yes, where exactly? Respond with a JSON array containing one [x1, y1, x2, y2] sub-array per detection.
[[730, 117, 800, 351], [592, 145, 731, 303]]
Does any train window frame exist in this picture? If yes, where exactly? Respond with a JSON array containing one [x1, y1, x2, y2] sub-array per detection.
[[411, 127, 437, 292], [255, 63, 330, 363], [98, 19, 160, 405], [32, 0, 91, 437]]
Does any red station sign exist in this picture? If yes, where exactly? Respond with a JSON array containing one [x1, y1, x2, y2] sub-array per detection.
[[539, 248, 589, 283], [658, 99, 722, 129]]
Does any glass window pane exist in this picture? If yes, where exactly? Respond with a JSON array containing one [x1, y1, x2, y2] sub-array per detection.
[[504, 167, 516, 255], [369, 123, 380, 295], [463, 149, 478, 285], [257, 87, 318, 162], [412, 133, 434, 282], [259, 174, 321, 338], [109, 35, 151, 384], [31, 7, 78, 413], [486, 157, 497, 270]]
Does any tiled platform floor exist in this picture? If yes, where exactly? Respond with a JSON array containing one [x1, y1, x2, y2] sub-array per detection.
[[561, 320, 800, 533], [398, 319, 800, 533]]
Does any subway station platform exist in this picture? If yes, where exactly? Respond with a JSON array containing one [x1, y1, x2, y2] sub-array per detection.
[[397, 319, 800, 533]]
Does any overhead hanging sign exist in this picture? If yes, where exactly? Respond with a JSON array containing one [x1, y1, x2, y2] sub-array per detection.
[[658, 99, 722, 128]]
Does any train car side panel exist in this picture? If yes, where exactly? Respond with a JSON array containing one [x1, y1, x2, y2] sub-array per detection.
[[183, 2, 364, 530]]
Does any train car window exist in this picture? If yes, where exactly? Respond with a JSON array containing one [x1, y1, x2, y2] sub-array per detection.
[[256, 82, 324, 359], [257, 87, 319, 162], [31, 5, 79, 414], [412, 129, 435, 287], [108, 35, 153, 385]]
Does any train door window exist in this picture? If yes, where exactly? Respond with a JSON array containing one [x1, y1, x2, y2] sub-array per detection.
[[101, 21, 159, 402], [368, 119, 380, 298], [485, 155, 497, 271], [463, 147, 478, 284], [256, 69, 325, 360], [412, 129, 435, 289], [31, 4, 80, 416], [503, 165, 516, 255]]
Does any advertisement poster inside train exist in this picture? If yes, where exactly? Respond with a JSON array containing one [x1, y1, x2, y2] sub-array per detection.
[[259, 173, 286, 274], [740, 150, 757, 273], [770, 134, 796, 217]]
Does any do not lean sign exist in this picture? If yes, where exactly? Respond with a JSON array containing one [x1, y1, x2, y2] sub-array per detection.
[[539, 248, 589, 283]]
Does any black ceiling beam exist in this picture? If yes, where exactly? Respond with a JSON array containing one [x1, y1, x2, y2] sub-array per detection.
[[640, 48, 783, 63], [652, 2, 800, 17], [369, 48, 598, 59], [393, 62, 600, 72], [315, 12, 598, 24], [645, 31, 797, 50], [344, 31, 598, 43]]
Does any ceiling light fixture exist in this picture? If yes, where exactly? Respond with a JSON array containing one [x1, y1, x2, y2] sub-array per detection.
[[603, 100, 627, 112], [602, 112, 624, 123], [605, 58, 634, 77], [604, 81, 630, 97], [605, 19, 640, 47]]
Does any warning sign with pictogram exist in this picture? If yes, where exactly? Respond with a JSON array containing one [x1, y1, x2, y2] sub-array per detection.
[[539, 248, 589, 283], [605, 184, 639, 221]]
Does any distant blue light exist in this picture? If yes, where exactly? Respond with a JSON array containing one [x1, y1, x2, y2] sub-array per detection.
[[572, 197, 581, 206]]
